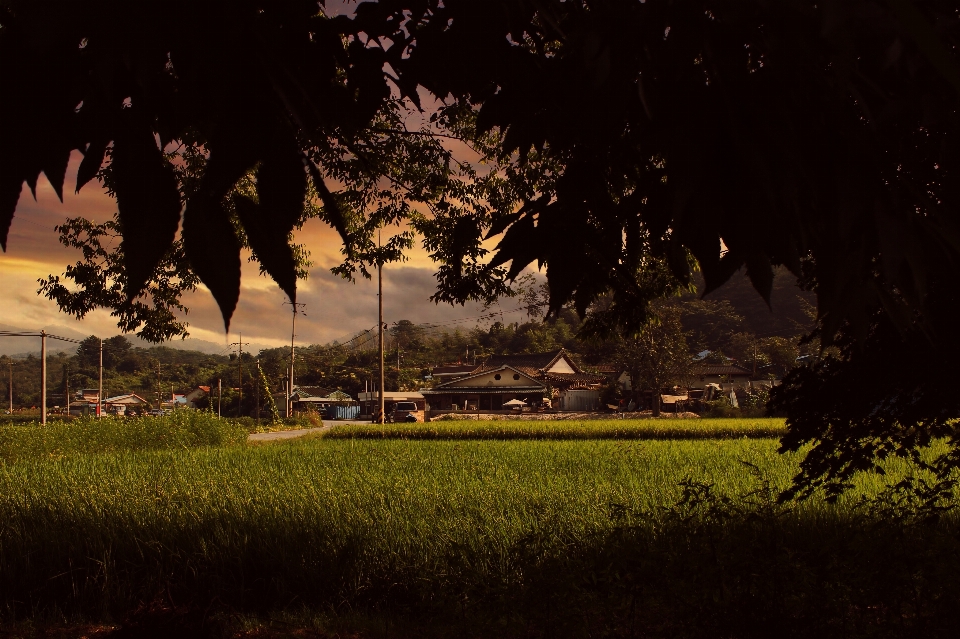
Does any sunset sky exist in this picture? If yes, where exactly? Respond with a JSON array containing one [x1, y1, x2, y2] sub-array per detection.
[[0, 149, 521, 355]]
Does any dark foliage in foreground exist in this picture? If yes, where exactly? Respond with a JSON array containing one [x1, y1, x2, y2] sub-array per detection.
[[771, 306, 960, 501]]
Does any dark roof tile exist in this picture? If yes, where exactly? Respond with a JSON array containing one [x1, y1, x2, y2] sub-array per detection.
[[484, 350, 564, 371], [694, 365, 752, 376], [432, 365, 481, 375]]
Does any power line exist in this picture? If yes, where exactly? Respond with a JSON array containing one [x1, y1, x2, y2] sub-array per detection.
[[0, 331, 84, 344]]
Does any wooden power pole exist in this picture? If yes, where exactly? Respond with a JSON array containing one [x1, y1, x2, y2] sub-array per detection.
[[378, 260, 385, 424], [230, 334, 244, 417], [40, 330, 46, 425]]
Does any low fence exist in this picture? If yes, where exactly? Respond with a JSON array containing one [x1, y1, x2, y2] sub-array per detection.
[[558, 390, 601, 411], [325, 405, 361, 420]]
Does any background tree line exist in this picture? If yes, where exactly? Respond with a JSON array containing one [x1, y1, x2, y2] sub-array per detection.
[[3, 267, 813, 415]]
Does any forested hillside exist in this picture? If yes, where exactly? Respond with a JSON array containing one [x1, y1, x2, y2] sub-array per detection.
[[1, 337, 230, 410]]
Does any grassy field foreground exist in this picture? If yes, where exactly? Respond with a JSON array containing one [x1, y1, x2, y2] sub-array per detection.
[[0, 418, 958, 637]]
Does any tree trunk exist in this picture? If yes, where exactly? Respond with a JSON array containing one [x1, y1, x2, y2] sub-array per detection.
[[651, 390, 661, 417]]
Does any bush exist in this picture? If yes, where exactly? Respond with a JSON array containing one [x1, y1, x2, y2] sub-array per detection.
[[701, 387, 770, 418], [0, 412, 247, 462]]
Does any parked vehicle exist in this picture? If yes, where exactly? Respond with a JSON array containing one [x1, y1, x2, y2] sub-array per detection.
[[393, 401, 422, 423]]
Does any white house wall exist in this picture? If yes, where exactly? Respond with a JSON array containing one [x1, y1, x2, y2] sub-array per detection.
[[546, 357, 576, 374]]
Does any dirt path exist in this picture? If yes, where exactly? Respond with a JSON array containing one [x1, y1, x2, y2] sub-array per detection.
[[246, 419, 375, 442], [247, 425, 330, 441]]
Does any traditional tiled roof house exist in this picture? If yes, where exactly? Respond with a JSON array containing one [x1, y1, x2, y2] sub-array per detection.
[[421, 349, 607, 414], [690, 364, 753, 388], [480, 349, 606, 391], [430, 364, 481, 382]]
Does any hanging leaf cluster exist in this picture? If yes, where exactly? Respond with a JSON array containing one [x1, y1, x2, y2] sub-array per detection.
[[354, 0, 960, 350], [1, 0, 385, 329]]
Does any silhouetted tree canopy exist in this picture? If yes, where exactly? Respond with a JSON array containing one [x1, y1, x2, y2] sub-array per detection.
[[2, 0, 960, 498]]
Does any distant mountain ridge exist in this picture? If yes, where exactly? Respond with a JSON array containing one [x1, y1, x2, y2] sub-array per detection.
[[0, 323, 266, 357]]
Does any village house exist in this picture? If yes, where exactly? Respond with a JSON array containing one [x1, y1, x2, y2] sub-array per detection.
[[420, 365, 550, 415], [184, 386, 210, 408], [67, 389, 101, 416], [103, 393, 150, 415], [160, 394, 188, 411], [482, 349, 606, 392], [429, 364, 480, 383], [422, 349, 607, 415], [689, 364, 753, 388]]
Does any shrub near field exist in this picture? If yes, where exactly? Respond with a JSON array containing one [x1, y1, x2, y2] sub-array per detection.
[[1, 430, 959, 637], [0, 413, 247, 462], [324, 417, 787, 440]]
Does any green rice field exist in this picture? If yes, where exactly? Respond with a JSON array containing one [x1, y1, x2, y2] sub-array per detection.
[[324, 417, 788, 440], [0, 416, 957, 637]]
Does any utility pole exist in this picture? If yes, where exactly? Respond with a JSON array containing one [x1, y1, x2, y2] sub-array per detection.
[[156, 361, 162, 410], [0, 331, 82, 420], [282, 302, 305, 418], [64, 365, 69, 418], [40, 330, 46, 425], [98, 338, 103, 418], [377, 226, 385, 424], [230, 334, 244, 417], [217, 378, 222, 418], [255, 359, 261, 423], [290, 310, 295, 418]]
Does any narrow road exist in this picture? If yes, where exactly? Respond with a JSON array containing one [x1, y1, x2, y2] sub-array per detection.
[[246, 420, 369, 442]]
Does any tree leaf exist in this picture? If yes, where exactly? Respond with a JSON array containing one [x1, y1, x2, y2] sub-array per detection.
[[307, 159, 351, 250], [181, 133, 261, 329], [0, 164, 23, 252], [484, 210, 523, 241], [744, 252, 774, 308], [111, 113, 182, 300], [701, 250, 745, 298], [489, 213, 539, 280], [233, 194, 297, 303], [42, 145, 71, 202], [257, 140, 307, 234], [182, 193, 242, 331], [76, 139, 109, 193], [888, 0, 960, 96]]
